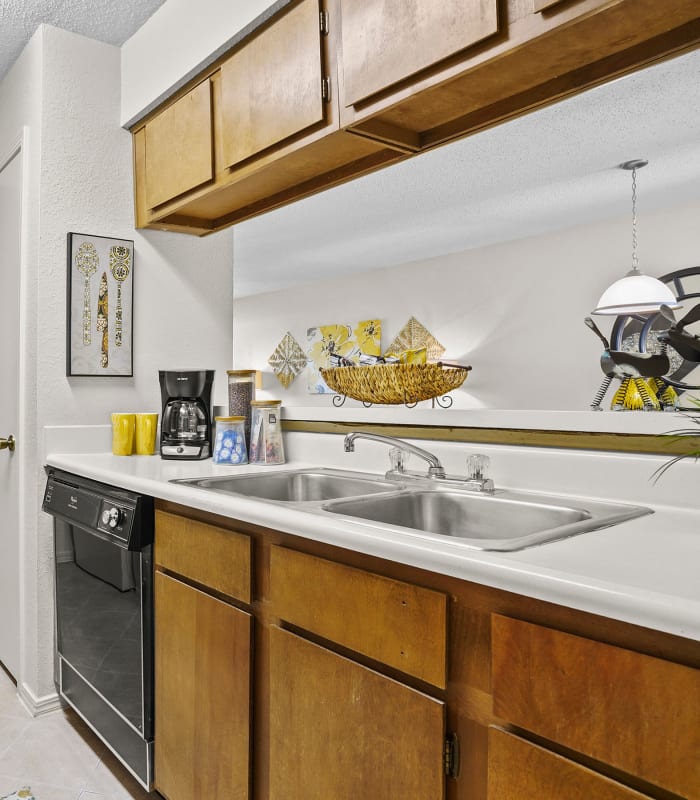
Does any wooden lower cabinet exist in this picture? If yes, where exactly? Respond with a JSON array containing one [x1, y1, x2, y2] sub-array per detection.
[[268, 625, 446, 800], [487, 728, 654, 800], [154, 572, 252, 800], [152, 502, 700, 800], [491, 614, 700, 799]]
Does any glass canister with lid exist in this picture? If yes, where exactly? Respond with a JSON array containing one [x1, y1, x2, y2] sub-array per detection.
[[227, 370, 256, 450], [213, 416, 248, 465], [249, 400, 285, 465]]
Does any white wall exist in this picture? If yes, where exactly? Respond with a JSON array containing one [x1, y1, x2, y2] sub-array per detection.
[[120, 0, 275, 125], [0, 24, 234, 704], [232, 197, 700, 412]]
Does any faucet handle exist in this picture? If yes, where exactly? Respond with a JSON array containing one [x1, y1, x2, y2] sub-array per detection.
[[466, 453, 490, 481], [389, 447, 407, 473]]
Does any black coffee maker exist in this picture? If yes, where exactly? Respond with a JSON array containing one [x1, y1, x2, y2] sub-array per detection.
[[159, 370, 214, 460]]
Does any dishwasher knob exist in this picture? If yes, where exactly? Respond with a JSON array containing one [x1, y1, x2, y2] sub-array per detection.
[[102, 507, 123, 528]]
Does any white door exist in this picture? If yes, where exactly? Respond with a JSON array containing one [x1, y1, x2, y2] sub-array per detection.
[[0, 144, 22, 679]]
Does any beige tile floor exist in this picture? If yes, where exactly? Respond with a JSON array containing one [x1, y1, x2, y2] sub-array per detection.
[[0, 669, 158, 800]]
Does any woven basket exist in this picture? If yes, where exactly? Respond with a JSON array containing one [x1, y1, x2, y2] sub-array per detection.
[[320, 363, 470, 405]]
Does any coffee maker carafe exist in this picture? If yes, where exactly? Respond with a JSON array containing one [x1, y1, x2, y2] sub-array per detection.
[[159, 370, 214, 460]]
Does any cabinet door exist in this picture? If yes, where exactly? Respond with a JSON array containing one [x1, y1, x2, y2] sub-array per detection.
[[269, 625, 445, 800], [492, 615, 700, 799], [488, 728, 653, 799], [154, 572, 251, 800], [340, 0, 499, 107], [144, 80, 214, 209], [220, 0, 326, 170]]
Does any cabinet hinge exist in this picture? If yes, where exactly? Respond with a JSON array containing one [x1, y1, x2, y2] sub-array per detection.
[[444, 733, 460, 779], [321, 76, 331, 103], [319, 10, 329, 35]]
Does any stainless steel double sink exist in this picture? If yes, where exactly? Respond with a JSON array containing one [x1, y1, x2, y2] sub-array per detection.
[[172, 467, 652, 551]]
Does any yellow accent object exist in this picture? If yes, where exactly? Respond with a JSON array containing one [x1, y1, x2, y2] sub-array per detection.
[[611, 378, 662, 410], [384, 347, 428, 365], [111, 412, 135, 455], [611, 378, 644, 410], [135, 413, 159, 455], [647, 377, 678, 407], [352, 319, 381, 356]]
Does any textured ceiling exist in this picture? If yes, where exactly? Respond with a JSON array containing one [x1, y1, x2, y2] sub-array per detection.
[[0, 0, 166, 82], [234, 48, 700, 298]]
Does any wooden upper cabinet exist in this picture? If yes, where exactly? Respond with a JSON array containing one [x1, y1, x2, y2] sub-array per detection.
[[269, 625, 446, 800], [144, 80, 214, 209], [220, 0, 326, 170], [533, 0, 568, 10], [339, 0, 499, 107]]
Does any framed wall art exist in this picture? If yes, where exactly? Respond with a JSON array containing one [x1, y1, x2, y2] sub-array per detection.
[[66, 232, 134, 376]]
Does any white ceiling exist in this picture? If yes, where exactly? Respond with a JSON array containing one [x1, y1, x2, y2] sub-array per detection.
[[234, 47, 700, 298], [0, 0, 166, 82]]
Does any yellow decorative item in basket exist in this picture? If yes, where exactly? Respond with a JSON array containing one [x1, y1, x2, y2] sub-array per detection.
[[320, 363, 471, 405], [384, 347, 427, 365]]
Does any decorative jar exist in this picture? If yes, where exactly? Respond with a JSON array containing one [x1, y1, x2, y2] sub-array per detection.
[[213, 416, 248, 465]]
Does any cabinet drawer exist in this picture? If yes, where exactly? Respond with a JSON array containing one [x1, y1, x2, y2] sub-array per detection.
[[488, 728, 652, 799], [269, 546, 447, 687], [155, 510, 251, 603], [492, 615, 700, 799]]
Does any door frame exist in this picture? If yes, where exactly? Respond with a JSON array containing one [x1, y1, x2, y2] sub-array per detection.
[[0, 127, 30, 687]]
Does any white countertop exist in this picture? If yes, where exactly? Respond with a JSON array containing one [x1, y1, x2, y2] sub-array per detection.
[[45, 448, 700, 643]]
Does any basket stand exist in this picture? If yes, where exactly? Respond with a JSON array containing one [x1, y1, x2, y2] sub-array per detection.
[[330, 393, 455, 409]]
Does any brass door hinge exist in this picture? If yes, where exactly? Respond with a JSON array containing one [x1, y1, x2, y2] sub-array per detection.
[[445, 732, 460, 778], [319, 10, 329, 35], [321, 76, 331, 103]]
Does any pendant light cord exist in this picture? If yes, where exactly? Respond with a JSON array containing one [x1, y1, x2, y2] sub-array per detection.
[[631, 166, 639, 273]]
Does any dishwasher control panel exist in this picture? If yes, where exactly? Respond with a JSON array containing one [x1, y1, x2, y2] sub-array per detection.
[[43, 469, 153, 550], [96, 499, 134, 542]]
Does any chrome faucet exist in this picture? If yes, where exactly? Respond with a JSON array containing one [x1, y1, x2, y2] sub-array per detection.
[[343, 432, 446, 478], [343, 431, 495, 491]]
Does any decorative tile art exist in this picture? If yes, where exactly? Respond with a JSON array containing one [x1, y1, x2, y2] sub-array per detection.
[[268, 332, 307, 388], [385, 316, 445, 361], [67, 232, 134, 376], [307, 320, 381, 393]]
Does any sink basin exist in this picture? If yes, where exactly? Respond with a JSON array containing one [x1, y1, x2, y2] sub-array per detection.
[[324, 488, 652, 551], [171, 468, 399, 502]]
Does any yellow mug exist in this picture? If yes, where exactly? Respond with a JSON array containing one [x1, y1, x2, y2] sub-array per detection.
[[135, 413, 159, 456], [111, 413, 135, 456]]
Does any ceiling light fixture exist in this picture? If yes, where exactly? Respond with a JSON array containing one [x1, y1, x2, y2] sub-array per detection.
[[592, 159, 681, 316]]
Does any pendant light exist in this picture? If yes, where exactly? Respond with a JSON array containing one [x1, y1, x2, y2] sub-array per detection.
[[592, 160, 681, 316]]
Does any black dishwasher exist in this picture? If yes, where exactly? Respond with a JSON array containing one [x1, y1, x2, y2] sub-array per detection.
[[43, 468, 155, 790]]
